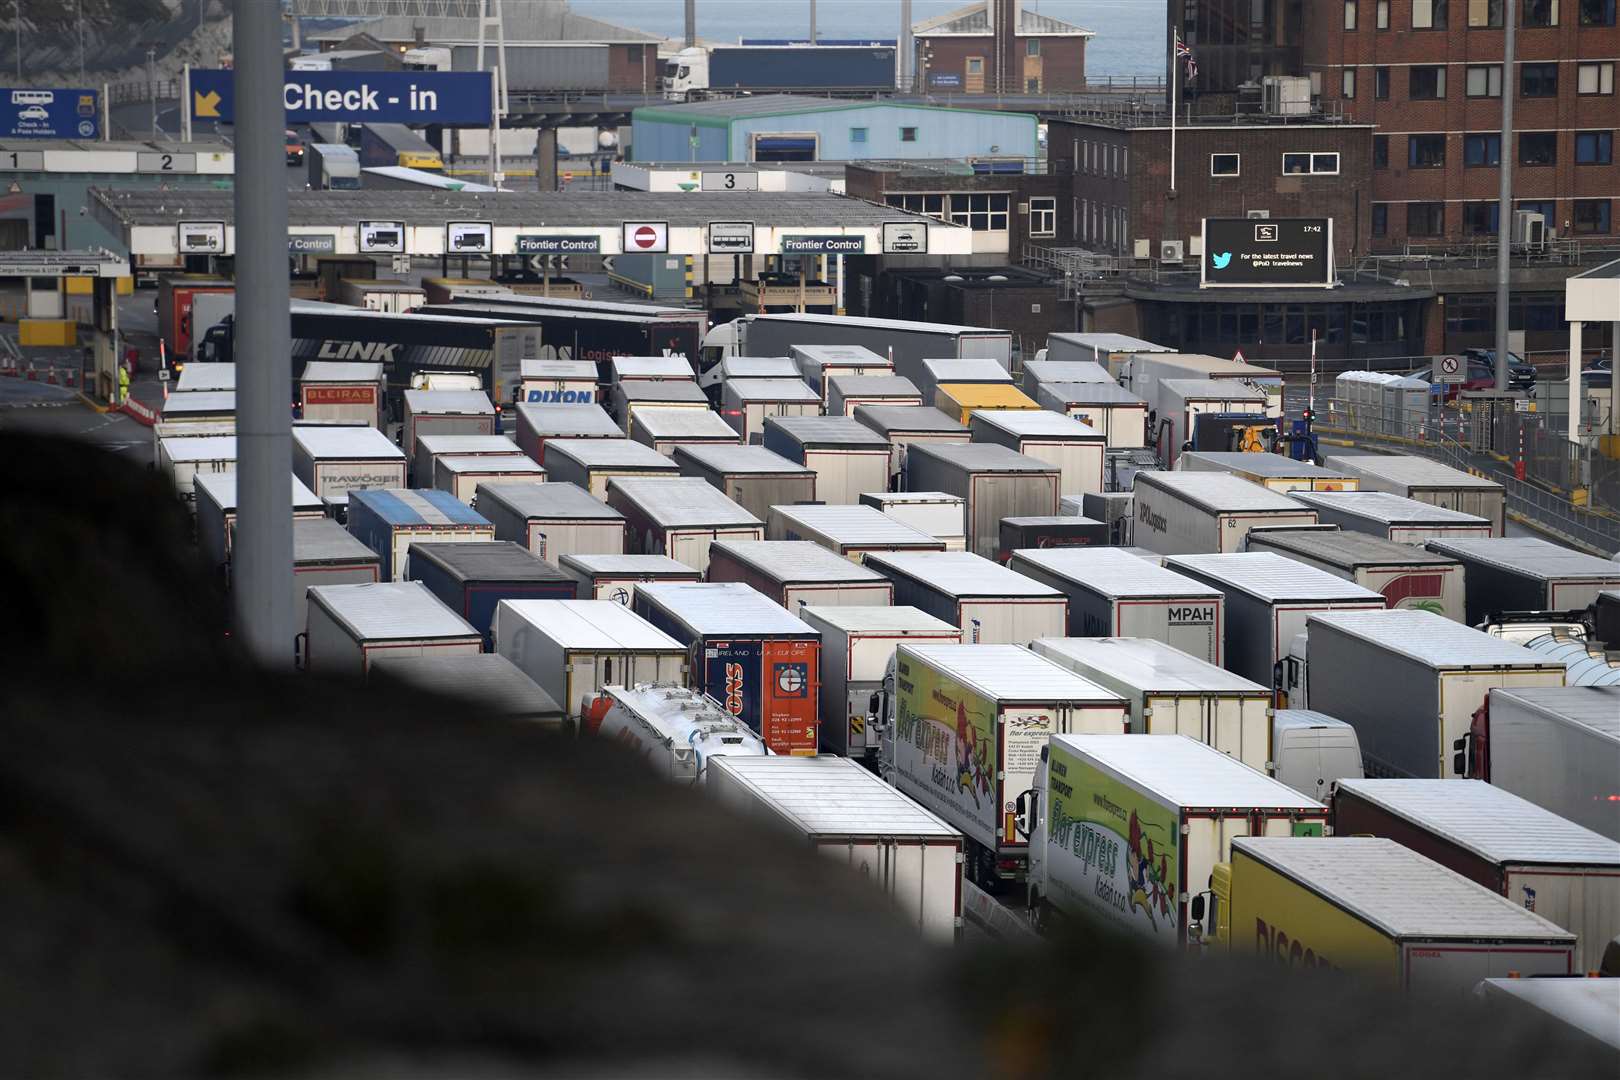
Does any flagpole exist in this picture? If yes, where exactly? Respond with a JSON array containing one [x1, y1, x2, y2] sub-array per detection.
[[1169, 27, 1178, 197]]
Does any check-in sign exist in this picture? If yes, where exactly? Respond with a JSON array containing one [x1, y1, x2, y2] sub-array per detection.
[[707, 221, 755, 254], [781, 234, 866, 255], [516, 235, 600, 254]]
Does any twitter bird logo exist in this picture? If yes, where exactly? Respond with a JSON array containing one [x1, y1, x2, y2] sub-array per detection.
[[1212, 251, 1233, 269]]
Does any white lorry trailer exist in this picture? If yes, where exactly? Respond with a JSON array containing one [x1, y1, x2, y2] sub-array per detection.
[[1423, 536, 1620, 626], [1179, 451, 1358, 492], [851, 405, 972, 486], [673, 443, 819, 524], [411, 433, 521, 488], [298, 360, 385, 427], [1245, 526, 1468, 621], [969, 409, 1106, 496], [1133, 472, 1317, 555], [857, 491, 967, 551], [767, 504, 946, 563], [905, 443, 1060, 561], [1035, 381, 1149, 449], [591, 683, 767, 781], [706, 539, 894, 611], [475, 480, 625, 566], [792, 343, 891, 404], [1290, 489, 1494, 545], [493, 599, 688, 723], [559, 553, 701, 607], [291, 425, 408, 514], [542, 438, 680, 499], [1323, 453, 1507, 534], [606, 476, 765, 574], [762, 416, 892, 505], [865, 550, 1068, 643], [1472, 686, 1620, 841], [302, 581, 482, 677]]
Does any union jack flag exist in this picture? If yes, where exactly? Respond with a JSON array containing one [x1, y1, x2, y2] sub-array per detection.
[[1175, 33, 1197, 82]]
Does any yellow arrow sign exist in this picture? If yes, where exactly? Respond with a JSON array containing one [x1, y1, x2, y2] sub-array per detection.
[[194, 90, 221, 118]]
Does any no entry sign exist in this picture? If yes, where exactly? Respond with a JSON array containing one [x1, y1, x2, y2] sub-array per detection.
[[622, 221, 669, 253]]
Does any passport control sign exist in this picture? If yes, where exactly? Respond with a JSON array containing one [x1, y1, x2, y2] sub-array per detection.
[[1200, 217, 1334, 289], [188, 69, 492, 126]]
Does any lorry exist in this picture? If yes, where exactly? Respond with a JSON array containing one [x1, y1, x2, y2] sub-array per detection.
[[1007, 547, 1225, 663], [1423, 537, 1620, 626], [707, 540, 893, 611], [699, 313, 1012, 394], [613, 382, 711, 440], [888, 644, 1130, 888], [1323, 453, 1507, 535], [792, 343, 891, 404], [1042, 332, 1173, 378], [337, 279, 426, 314], [518, 359, 598, 407], [1122, 353, 1284, 418], [345, 488, 495, 581], [194, 471, 325, 569], [904, 444, 1060, 561], [798, 604, 961, 760], [1289, 490, 1495, 545], [156, 276, 233, 368], [289, 519, 384, 631], [608, 476, 765, 574], [913, 358, 1013, 408], [857, 492, 966, 551], [608, 355, 696, 388], [302, 581, 482, 677], [864, 550, 1067, 643], [1306, 609, 1566, 778], [1166, 552, 1386, 686], [1333, 778, 1620, 971], [1030, 637, 1272, 773], [408, 540, 577, 648], [306, 142, 360, 190], [1034, 382, 1149, 449], [1473, 978, 1620, 1055], [358, 122, 443, 170], [173, 363, 234, 395], [826, 375, 921, 417], [433, 454, 546, 505], [1021, 734, 1328, 943], [850, 405, 971, 487], [157, 434, 236, 504], [1245, 527, 1467, 621], [767, 504, 947, 563], [1467, 686, 1620, 841], [1270, 709, 1363, 802], [542, 439, 680, 499], [299, 360, 386, 427], [633, 581, 822, 756], [412, 433, 521, 488], [672, 443, 818, 523], [290, 425, 408, 514], [933, 384, 1042, 426], [590, 684, 767, 782], [997, 516, 1108, 560], [1179, 451, 1358, 493], [664, 43, 898, 99], [1132, 472, 1318, 556], [559, 553, 701, 607], [707, 754, 964, 943], [1209, 837, 1576, 991], [160, 391, 236, 426], [1019, 359, 1113, 397], [368, 654, 565, 728], [762, 416, 891, 505], [629, 406, 742, 456], [1146, 378, 1269, 468], [400, 389, 497, 464], [512, 402, 623, 467], [720, 378, 823, 445], [494, 599, 689, 725], [969, 409, 1106, 496], [475, 480, 625, 566]]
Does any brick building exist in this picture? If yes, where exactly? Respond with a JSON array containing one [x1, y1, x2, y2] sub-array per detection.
[[845, 160, 1072, 262], [846, 266, 1071, 359], [913, 0, 1092, 93], [1171, 0, 1305, 103]]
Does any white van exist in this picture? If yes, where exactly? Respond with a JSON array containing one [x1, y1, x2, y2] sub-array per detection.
[[1271, 709, 1363, 802]]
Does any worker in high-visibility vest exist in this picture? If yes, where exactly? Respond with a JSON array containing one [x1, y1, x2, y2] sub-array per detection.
[[117, 361, 129, 405]]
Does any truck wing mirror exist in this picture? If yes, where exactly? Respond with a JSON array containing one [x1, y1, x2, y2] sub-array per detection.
[[1190, 895, 1206, 923]]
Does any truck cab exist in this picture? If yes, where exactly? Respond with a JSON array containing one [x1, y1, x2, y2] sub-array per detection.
[[663, 47, 708, 99], [1188, 862, 1232, 950], [1015, 748, 1049, 922], [697, 320, 742, 389], [1275, 631, 1309, 709]]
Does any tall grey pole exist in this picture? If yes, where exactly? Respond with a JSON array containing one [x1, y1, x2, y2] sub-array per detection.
[[14, 2, 21, 81], [77, 0, 84, 82], [809, 0, 817, 44], [900, 0, 912, 90], [1493, 4, 1516, 391], [684, 0, 695, 48], [147, 47, 157, 136], [232, 0, 294, 666]]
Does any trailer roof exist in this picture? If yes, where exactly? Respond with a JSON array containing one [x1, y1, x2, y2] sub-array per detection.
[[1032, 637, 1267, 694], [1248, 527, 1460, 568], [1290, 489, 1490, 525], [408, 541, 572, 585], [520, 359, 597, 379], [710, 540, 889, 585], [636, 581, 817, 636], [1424, 536, 1620, 581], [721, 377, 821, 404], [1022, 360, 1113, 384], [160, 435, 237, 463], [611, 356, 695, 378], [1475, 978, 1620, 1050], [796, 604, 961, 636], [920, 358, 1013, 383], [1182, 452, 1354, 480], [908, 442, 1059, 475], [710, 755, 959, 838], [764, 415, 890, 450], [513, 402, 623, 438], [852, 405, 968, 436], [616, 381, 708, 405], [415, 434, 519, 456], [558, 553, 698, 576], [1049, 331, 1171, 353], [754, 311, 1002, 336], [301, 360, 384, 383], [901, 644, 1124, 704], [605, 684, 763, 751], [1009, 548, 1222, 599], [476, 480, 622, 521], [674, 443, 815, 476], [792, 343, 887, 365], [195, 470, 323, 513], [1487, 686, 1620, 738], [174, 363, 235, 393], [1036, 381, 1148, 406], [160, 391, 236, 417], [293, 517, 381, 565], [1136, 354, 1283, 378], [1310, 609, 1559, 668], [1156, 378, 1266, 401], [1231, 837, 1577, 941], [350, 487, 491, 527], [307, 581, 480, 642], [367, 653, 564, 720], [292, 424, 406, 460], [546, 438, 679, 470], [402, 389, 494, 415], [867, 550, 1064, 598], [630, 407, 740, 439], [771, 505, 946, 549], [1166, 553, 1385, 603], [1325, 453, 1504, 492], [859, 490, 962, 506], [501, 599, 684, 650], [1136, 472, 1309, 513], [1056, 734, 1326, 810], [436, 454, 545, 476], [609, 477, 762, 527], [826, 374, 920, 398], [970, 408, 1103, 441], [716, 356, 799, 379], [1336, 779, 1620, 867]]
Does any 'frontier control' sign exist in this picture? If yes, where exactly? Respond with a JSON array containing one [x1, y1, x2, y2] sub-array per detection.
[[780, 235, 866, 255], [1200, 218, 1334, 289], [516, 235, 601, 254]]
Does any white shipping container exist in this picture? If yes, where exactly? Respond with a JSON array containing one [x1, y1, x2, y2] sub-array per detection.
[[1133, 472, 1318, 555], [303, 581, 481, 677], [494, 599, 688, 721], [866, 551, 1067, 643]]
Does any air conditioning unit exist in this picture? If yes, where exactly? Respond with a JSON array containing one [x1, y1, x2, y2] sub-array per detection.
[[1160, 240, 1185, 264], [1134, 238, 1152, 260], [1513, 211, 1547, 249], [1246, 209, 1271, 219], [1262, 75, 1312, 116]]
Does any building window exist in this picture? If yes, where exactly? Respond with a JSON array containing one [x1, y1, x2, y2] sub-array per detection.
[[1580, 0, 1617, 24], [1413, 0, 1449, 25], [1466, 65, 1502, 97], [1516, 199, 1557, 223], [1409, 134, 1448, 168], [1122, 148, 1128, 177], [885, 193, 946, 219], [1374, 135, 1389, 168], [627, 44, 644, 61], [1574, 199, 1613, 232], [1345, 0, 1359, 28], [1464, 132, 1502, 165], [1521, 63, 1558, 97], [1524, 0, 1559, 24], [1468, 0, 1503, 25], [1410, 66, 1447, 100], [953, 193, 1009, 231], [1576, 130, 1615, 164], [1377, 0, 1391, 26], [1578, 62, 1616, 95], [1408, 203, 1447, 237], [1519, 131, 1558, 165], [850, 127, 868, 144], [1375, 66, 1391, 98], [1372, 204, 1388, 236], [1211, 153, 1241, 176], [900, 127, 918, 142], [1463, 201, 1501, 234], [1342, 69, 1357, 98], [966, 57, 984, 74], [1026, 38, 1040, 56], [1029, 196, 1056, 237], [1312, 152, 1340, 174], [1282, 152, 1340, 175]]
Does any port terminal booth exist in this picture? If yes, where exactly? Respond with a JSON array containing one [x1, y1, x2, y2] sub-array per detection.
[[1564, 260, 1620, 451], [0, 251, 128, 398]]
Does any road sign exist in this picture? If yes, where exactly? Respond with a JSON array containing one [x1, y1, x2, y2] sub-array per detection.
[[358, 220, 405, 254], [707, 221, 755, 254], [188, 69, 492, 126], [529, 254, 570, 272], [447, 221, 493, 253], [2, 87, 99, 139], [781, 235, 866, 255], [881, 221, 927, 254], [1432, 354, 1466, 383], [290, 234, 337, 254], [177, 221, 226, 255], [0, 149, 42, 170], [622, 221, 669, 253], [702, 170, 759, 192], [516, 235, 600, 255], [1200, 217, 1334, 288]]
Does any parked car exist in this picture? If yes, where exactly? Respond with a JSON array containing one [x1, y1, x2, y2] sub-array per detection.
[[1461, 348, 1537, 391], [285, 129, 305, 165]]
